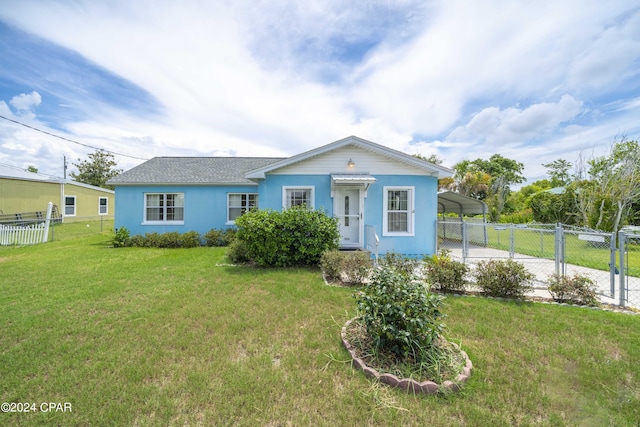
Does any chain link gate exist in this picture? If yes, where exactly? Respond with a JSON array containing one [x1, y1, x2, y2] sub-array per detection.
[[618, 228, 640, 308], [559, 227, 617, 300]]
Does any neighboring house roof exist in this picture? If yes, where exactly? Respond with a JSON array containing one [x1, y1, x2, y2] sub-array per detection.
[[245, 135, 454, 179], [0, 163, 60, 182], [0, 163, 114, 193], [437, 190, 488, 216], [108, 157, 285, 185]]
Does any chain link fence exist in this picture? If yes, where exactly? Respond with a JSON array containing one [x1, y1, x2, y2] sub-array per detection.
[[438, 219, 639, 309]]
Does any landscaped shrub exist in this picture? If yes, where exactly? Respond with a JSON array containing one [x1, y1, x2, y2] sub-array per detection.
[[113, 227, 130, 247], [547, 273, 598, 306], [204, 228, 237, 247], [235, 206, 339, 267], [472, 259, 534, 300], [319, 249, 343, 281], [320, 250, 372, 285], [180, 231, 202, 248], [354, 267, 445, 357], [129, 234, 146, 247], [340, 251, 372, 285], [423, 249, 469, 293], [127, 231, 202, 248], [378, 250, 420, 279], [158, 231, 182, 248], [143, 232, 162, 247], [226, 239, 250, 264]]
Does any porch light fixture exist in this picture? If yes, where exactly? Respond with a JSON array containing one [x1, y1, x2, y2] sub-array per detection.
[[347, 158, 355, 168]]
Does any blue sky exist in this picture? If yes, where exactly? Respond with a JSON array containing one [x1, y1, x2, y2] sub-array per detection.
[[0, 0, 639, 185]]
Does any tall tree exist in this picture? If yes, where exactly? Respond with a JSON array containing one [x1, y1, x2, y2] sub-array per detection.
[[586, 138, 640, 231], [70, 150, 122, 190], [452, 154, 525, 220], [542, 159, 572, 187]]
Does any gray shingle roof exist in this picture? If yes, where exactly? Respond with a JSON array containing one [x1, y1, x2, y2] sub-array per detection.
[[108, 157, 285, 185]]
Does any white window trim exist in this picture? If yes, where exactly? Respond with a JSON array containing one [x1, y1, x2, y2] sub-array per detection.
[[282, 186, 315, 209], [382, 186, 415, 236], [142, 193, 185, 225], [64, 195, 76, 217], [98, 197, 108, 216], [226, 193, 258, 224]]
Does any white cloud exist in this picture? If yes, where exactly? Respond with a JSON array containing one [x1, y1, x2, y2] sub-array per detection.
[[0, 0, 639, 183], [9, 91, 41, 112], [447, 95, 584, 147]]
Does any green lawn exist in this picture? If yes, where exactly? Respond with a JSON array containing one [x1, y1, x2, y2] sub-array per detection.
[[1, 224, 639, 426]]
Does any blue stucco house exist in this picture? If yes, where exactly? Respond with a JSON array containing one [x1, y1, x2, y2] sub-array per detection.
[[108, 136, 453, 257]]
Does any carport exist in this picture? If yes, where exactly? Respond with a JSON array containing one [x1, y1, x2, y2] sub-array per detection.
[[437, 190, 488, 219], [437, 190, 489, 248]]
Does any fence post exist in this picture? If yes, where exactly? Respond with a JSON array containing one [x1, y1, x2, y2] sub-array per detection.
[[42, 202, 53, 243], [554, 223, 563, 275], [609, 231, 617, 299], [618, 230, 626, 308], [461, 220, 468, 262], [509, 224, 515, 258]]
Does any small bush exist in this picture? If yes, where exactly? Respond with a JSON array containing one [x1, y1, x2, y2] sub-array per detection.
[[204, 228, 236, 247], [158, 232, 181, 248], [143, 232, 162, 247], [180, 231, 202, 248], [113, 227, 130, 248], [130, 235, 146, 247], [221, 228, 236, 246], [320, 250, 372, 285], [473, 259, 534, 300], [341, 251, 372, 286], [423, 249, 469, 293], [355, 267, 445, 357], [226, 239, 250, 264], [319, 249, 343, 281], [378, 250, 420, 279], [204, 229, 223, 246], [547, 273, 598, 306]]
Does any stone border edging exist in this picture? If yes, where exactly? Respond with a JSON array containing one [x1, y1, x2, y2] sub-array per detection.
[[341, 318, 473, 394]]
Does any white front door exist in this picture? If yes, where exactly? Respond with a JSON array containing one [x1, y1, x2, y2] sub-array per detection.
[[335, 188, 362, 248]]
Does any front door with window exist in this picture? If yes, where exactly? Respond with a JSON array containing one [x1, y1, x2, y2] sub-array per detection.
[[335, 188, 362, 248]]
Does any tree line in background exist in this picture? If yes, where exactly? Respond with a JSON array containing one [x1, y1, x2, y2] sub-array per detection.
[[433, 136, 640, 232]]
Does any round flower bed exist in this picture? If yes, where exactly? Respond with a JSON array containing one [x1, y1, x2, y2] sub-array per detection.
[[341, 318, 473, 394]]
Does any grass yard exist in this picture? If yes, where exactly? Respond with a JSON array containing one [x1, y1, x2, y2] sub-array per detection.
[[1, 223, 639, 426]]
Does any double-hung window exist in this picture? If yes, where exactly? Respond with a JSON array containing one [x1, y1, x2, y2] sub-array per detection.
[[383, 187, 414, 236], [283, 186, 314, 209], [98, 197, 108, 215], [228, 193, 258, 223], [144, 193, 184, 223], [64, 196, 76, 217]]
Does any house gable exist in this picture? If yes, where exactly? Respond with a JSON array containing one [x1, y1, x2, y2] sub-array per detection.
[[245, 135, 452, 179]]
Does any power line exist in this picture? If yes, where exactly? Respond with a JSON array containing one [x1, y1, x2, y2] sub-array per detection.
[[0, 114, 149, 161]]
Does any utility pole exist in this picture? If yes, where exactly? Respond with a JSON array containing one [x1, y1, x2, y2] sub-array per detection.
[[63, 155, 67, 179]]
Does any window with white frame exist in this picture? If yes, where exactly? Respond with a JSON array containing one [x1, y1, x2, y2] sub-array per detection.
[[283, 186, 314, 209], [228, 193, 258, 222], [383, 187, 414, 236], [144, 193, 184, 223], [64, 196, 76, 216], [98, 197, 108, 215]]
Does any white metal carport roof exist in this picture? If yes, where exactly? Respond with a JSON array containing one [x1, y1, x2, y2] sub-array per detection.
[[437, 190, 488, 217]]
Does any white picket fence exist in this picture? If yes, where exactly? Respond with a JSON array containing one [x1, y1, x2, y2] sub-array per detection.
[[0, 203, 53, 246]]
